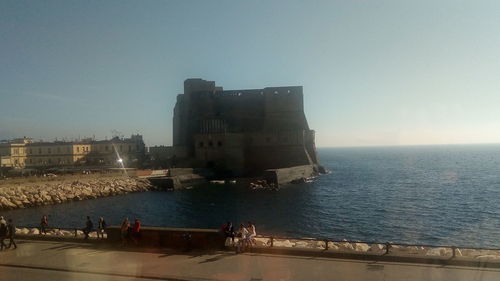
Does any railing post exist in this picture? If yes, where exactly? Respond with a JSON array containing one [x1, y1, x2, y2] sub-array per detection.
[[270, 236, 274, 247], [385, 242, 391, 254], [74, 229, 77, 237], [325, 240, 329, 250]]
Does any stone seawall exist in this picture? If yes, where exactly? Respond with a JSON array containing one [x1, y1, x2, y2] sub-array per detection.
[[0, 176, 153, 210]]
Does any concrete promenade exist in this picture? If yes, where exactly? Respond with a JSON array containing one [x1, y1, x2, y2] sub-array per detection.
[[0, 240, 499, 281]]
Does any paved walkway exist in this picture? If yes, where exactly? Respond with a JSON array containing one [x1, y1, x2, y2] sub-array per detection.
[[0, 240, 499, 281]]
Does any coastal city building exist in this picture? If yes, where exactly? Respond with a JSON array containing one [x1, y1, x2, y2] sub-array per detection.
[[0, 135, 146, 170]]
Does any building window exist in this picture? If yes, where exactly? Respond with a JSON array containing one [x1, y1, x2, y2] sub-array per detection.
[[217, 141, 222, 147], [128, 145, 131, 152], [105, 146, 108, 151], [199, 142, 204, 147], [48, 148, 51, 154], [29, 148, 32, 154], [67, 147, 70, 153], [57, 147, 60, 153], [120, 145, 123, 152], [209, 141, 213, 147], [77, 147, 80, 152], [48, 159, 52, 164], [29, 159, 32, 164], [38, 148, 42, 154]]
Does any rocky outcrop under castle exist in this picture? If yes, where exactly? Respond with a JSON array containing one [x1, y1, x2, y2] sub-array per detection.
[[0, 176, 153, 210]]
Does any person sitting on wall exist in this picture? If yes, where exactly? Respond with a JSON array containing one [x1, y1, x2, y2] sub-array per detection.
[[221, 221, 235, 246], [131, 218, 141, 245], [82, 216, 93, 240], [246, 221, 257, 246]]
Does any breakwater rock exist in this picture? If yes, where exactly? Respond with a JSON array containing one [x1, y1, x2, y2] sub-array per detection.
[[0, 177, 153, 210]]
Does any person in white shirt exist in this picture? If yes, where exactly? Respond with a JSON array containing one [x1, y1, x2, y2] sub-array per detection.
[[247, 221, 256, 246], [236, 224, 248, 253]]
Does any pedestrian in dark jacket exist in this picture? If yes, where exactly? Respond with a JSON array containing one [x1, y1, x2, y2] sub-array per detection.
[[97, 217, 107, 239], [83, 216, 93, 240], [0, 217, 7, 250], [7, 219, 17, 249]]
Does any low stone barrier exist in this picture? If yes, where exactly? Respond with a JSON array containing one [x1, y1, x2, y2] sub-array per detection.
[[106, 226, 225, 249], [11, 227, 500, 267], [244, 237, 500, 263], [0, 177, 153, 210], [263, 165, 316, 186]]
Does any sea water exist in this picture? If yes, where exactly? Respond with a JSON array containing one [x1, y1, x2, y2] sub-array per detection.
[[3, 144, 500, 248]]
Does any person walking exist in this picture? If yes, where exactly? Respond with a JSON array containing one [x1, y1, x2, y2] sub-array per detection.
[[7, 219, 17, 249], [40, 215, 48, 235], [222, 221, 235, 246], [131, 218, 141, 245], [120, 218, 130, 246], [97, 217, 107, 239], [0, 217, 8, 251], [83, 216, 93, 240]]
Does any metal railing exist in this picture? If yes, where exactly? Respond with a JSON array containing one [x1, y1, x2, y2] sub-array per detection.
[[251, 234, 500, 258]]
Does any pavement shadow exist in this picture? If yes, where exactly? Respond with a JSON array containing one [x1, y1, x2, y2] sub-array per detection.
[[198, 252, 234, 264]]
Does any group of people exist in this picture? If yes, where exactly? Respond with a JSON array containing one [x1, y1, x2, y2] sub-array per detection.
[[120, 218, 141, 246], [39, 215, 107, 239], [222, 221, 256, 253], [0, 216, 17, 251]]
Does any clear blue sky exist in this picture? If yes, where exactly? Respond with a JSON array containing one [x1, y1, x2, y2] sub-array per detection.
[[1, 0, 499, 147]]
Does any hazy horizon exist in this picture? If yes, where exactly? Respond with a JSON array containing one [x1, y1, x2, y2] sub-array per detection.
[[1, 0, 499, 147]]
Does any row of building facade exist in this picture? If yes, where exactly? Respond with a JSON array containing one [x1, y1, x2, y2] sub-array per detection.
[[0, 135, 146, 169]]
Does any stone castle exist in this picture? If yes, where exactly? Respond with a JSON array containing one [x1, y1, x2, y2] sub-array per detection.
[[172, 78, 321, 176]]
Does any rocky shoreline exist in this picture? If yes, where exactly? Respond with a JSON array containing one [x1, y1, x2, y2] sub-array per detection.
[[0, 176, 154, 210]]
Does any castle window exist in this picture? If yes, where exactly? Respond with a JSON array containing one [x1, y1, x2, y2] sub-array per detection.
[[38, 148, 42, 154], [77, 147, 80, 153], [48, 148, 51, 154], [209, 141, 213, 147], [57, 147, 60, 153], [199, 142, 204, 148], [217, 141, 222, 147], [67, 147, 70, 153]]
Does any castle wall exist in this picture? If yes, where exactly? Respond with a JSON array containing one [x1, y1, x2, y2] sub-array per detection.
[[172, 79, 319, 175]]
